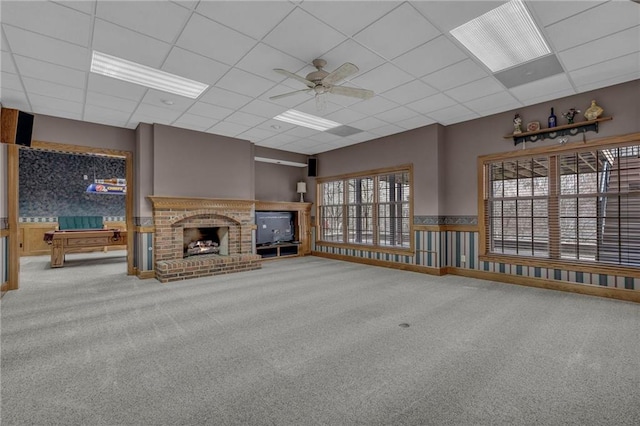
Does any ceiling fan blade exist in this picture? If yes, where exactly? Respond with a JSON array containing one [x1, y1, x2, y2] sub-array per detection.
[[321, 62, 359, 85], [328, 85, 374, 100], [269, 88, 312, 100], [273, 68, 315, 88]]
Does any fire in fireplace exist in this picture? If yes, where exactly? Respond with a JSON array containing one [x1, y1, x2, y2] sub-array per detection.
[[183, 227, 229, 258]]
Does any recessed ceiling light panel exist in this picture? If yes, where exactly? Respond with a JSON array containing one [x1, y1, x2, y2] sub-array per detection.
[[450, 0, 551, 72], [273, 110, 341, 131], [90, 51, 209, 99]]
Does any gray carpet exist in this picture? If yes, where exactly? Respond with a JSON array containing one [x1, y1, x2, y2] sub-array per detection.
[[2, 252, 640, 425]]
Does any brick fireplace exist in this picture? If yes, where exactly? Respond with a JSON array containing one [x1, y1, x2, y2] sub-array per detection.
[[148, 196, 261, 282]]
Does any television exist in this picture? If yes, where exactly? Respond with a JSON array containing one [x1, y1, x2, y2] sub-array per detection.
[[255, 211, 294, 246]]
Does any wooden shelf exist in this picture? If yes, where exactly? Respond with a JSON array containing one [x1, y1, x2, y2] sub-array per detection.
[[256, 242, 300, 259], [504, 117, 612, 145]]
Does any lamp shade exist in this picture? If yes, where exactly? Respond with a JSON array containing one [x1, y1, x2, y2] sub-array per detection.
[[297, 181, 307, 194]]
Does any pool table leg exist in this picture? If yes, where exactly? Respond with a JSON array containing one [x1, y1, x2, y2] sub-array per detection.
[[50, 239, 65, 268]]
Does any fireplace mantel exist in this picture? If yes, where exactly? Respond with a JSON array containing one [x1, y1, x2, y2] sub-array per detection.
[[148, 196, 255, 211]]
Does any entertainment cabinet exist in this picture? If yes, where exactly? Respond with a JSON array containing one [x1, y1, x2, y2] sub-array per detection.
[[254, 201, 312, 259]]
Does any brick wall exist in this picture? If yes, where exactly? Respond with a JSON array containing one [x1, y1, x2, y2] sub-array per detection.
[[149, 197, 261, 282]]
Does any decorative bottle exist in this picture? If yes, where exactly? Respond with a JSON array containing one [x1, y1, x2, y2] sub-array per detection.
[[548, 107, 557, 128]]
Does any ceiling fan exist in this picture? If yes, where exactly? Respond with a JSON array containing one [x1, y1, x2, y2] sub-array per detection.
[[270, 59, 374, 104]]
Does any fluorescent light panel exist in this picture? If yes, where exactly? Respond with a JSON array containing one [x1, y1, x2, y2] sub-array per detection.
[[450, 0, 551, 72], [273, 109, 341, 131], [90, 51, 209, 99]]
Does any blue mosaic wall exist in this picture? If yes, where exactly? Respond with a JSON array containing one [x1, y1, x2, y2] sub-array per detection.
[[19, 149, 125, 217]]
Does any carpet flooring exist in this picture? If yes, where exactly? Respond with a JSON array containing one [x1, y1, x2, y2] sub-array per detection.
[[2, 252, 640, 425]]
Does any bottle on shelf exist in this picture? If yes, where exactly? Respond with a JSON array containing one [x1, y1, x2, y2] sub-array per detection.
[[548, 107, 557, 128]]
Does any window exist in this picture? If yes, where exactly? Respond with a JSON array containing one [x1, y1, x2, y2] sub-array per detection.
[[317, 166, 412, 251], [483, 142, 640, 267]]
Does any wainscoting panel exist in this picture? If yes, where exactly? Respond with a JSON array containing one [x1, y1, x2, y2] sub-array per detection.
[[313, 218, 638, 301]]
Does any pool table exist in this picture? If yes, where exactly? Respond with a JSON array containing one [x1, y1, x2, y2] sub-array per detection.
[[43, 229, 127, 268]]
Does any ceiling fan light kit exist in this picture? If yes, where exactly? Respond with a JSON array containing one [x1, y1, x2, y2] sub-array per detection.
[[271, 59, 374, 108]]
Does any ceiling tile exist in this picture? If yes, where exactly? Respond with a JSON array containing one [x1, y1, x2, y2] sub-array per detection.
[[199, 87, 253, 111], [307, 131, 340, 143], [35, 106, 82, 121], [370, 123, 406, 137], [83, 104, 133, 127], [87, 74, 148, 102], [529, 1, 608, 27], [2, 1, 92, 46], [559, 26, 640, 71], [346, 131, 379, 143], [195, 1, 295, 40], [465, 92, 522, 117], [300, 1, 400, 37], [1, 71, 22, 91], [395, 115, 436, 130], [239, 99, 287, 119], [176, 14, 257, 66], [574, 71, 639, 93], [53, 1, 96, 15], [14, 55, 86, 88], [381, 79, 438, 104], [187, 101, 234, 121], [427, 104, 478, 125], [172, 113, 220, 132], [393, 36, 467, 78], [93, 19, 171, 67], [350, 62, 414, 94], [85, 91, 139, 113], [2, 51, 17, 73], [324, 108, 368, 125], [140, 89, 196, 110], [444, 77, 505, 103], [422, 59, 489, 91], [30, 93, 83, 115], [374, 106, 419, 124], [406, 93, 457, 115], [22, 77, 84, 103], [319, 39, 386, 78], [235, 43, 308, 83], [162, 47, 230, 86], [3, 26, 89, 70], [256, 119, 296, 133], [134, 103, 183, 123], [509, 73, 575, 103], [0, 87, 30, 111], [411, 1, 503, 32], [262, 8, 345, 62], [260, 85, 313, 108], [569, 52, 640, 89], [348, 95, 399, 115], [354, 3, 441, 59], [96, 1, 190, 43], [284, 126, 319, 138], [294, 97, 344, 117], [215, 68, 275, 98], [349, 116, 389, 131], [545, 1, 640, 52], [238, 127, 278, 142], [258, 133, 299, 148], [225, 111, 267, 127]]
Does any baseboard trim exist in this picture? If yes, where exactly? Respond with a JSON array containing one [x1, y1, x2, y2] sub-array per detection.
[[312, 251, 445, 276], [447, 267, 640, 304]]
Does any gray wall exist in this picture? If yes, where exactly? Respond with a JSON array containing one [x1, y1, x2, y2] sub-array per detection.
[[32, 114, 135, 152], [442, 79, 640, 215], [135, 123, 154, 219], [254, 146, 307, 202], [313, 79, 640, 217], [151, 124, 254, 200], [315, 124, 443, 216]]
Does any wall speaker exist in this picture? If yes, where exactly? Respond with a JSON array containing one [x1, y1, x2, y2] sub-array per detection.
[[16, 111, 34, 147], [307, 158, 317, 177]]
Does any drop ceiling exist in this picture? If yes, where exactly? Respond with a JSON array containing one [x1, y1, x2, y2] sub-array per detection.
[[1, 1, 639, 155]]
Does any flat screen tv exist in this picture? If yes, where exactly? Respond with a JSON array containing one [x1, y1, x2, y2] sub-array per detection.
[[255, 211, 294, 246]]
